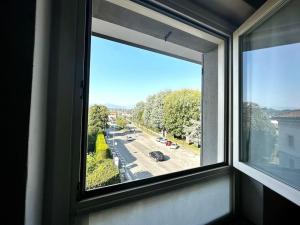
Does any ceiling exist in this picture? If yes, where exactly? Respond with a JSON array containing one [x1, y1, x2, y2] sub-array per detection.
[[93, 0, 218, 54], [92, 0, 268, 57], [154, 0, 267, 33]]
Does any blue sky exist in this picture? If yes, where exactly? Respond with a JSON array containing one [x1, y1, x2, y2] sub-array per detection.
[[89, 36, 202, 107], [243, 42, 300, 110]]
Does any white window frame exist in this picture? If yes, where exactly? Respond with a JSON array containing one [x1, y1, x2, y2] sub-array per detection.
[[233, 0, 300, 206]]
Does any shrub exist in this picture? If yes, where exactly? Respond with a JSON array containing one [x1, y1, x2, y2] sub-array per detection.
[[86, 153, 98, 174], [95, 133, 110, 160], [86, 159, 120, 190], [86, 132, 120, 190], [87, 129, 98, 153]]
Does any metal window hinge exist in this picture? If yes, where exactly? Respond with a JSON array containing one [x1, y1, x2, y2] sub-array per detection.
[[80, 80, 85, 99]]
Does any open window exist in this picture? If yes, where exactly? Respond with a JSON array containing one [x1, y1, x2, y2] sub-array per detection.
[[79, 0, 228, 200], [233, 0, 300, 205]]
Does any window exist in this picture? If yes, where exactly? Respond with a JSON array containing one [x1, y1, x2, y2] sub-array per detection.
[[236, 0, 300, 191], [288, 135, 294, 149], [81, 0, 227, 196], [86, 36, 204, 189]]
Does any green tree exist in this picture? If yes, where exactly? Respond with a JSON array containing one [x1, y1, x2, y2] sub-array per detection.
[[149, 91, 170, 131], [116, 116, 128, 129], [137, 91, 170, 131], [183, 119, 201, 146], [143, 95, 156, 128], [164, 89, 201, 138], [132, 101, 145, 124], [88, 104, 109, 134], [88, 105, 109, 152]]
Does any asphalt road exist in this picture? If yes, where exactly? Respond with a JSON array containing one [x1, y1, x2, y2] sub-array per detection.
[[107, 126, 200, 181]]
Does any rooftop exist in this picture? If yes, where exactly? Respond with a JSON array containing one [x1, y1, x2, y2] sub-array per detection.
[[272, 110, 300, 120]]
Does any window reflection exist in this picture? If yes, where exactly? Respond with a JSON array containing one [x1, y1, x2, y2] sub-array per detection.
[[241, 0, 300, 189]]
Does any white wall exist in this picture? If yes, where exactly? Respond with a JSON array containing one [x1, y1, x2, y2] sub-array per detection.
[[202, 48, 219, 165], [76, 175, 231, 225], [278, 120, 300, 169]]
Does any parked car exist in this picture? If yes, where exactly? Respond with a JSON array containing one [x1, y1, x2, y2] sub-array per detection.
[[165, 140, 172, 146], [148, 151, 165, 162], [170, 143, 179, 149], [127, 135, 134, 141], [156, 137, 163, 142], [160, 138, 167, 144]]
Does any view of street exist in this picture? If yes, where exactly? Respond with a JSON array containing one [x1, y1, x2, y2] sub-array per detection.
[[86, 36, 202, 189], [107, 124, 200, 181]]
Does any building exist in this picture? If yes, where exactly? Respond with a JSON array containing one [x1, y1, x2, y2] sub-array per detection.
[[108, 112, 117, 122], [273, 110, 300, 169]]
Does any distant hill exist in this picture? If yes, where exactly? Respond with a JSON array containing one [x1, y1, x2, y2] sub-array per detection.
[[262, 107, 300, 117], [105, 103, 133, 110]]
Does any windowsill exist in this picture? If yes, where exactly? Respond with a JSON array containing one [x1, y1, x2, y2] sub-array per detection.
[[76, 164, 231, 215], [233, 161, 300, 205]]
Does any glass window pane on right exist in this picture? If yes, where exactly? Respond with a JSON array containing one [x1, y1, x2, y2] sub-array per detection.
[[240, 0, 300, 189]]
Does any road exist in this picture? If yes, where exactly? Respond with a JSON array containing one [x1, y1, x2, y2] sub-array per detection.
[[107, 125, 200, 181]]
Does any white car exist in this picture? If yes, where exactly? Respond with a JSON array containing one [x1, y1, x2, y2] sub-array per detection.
[[170, 143, 179, 149], [127, 136, 134, 141], [156, 137, 163, 142]]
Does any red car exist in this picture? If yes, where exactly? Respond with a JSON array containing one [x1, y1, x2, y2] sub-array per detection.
[[165, 140, 172, 146]]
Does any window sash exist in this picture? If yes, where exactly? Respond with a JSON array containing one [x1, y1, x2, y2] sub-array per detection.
[[232, 0, 300, 206]]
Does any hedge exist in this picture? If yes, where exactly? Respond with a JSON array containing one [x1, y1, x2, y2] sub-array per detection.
[[86, 158, 120, 190], [95, 133, 110, 160], [87, 130, 98, 153], [85, 132, 120, 190]]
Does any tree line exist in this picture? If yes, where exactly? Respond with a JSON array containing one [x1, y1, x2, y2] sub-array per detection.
[[86, 97, 277, 163], [132, 89, 201, 145]]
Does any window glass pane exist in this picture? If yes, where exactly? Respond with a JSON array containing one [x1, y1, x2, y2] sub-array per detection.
[[85, 0, 224, 191], [241, 0, 300, 189]]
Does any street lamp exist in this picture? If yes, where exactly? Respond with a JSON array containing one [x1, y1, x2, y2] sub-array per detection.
[[112, 125, 115, 151]]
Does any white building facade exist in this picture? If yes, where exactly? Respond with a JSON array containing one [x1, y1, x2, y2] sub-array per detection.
[[274, 111, 300, 169]]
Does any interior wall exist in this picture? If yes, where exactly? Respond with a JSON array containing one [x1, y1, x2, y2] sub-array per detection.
[[25, 0, 51, 224], [263, 186, 299, 225], [75, 175, 231, 225], [236, 171, 300, 225], [237, 171, 264, 225]]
